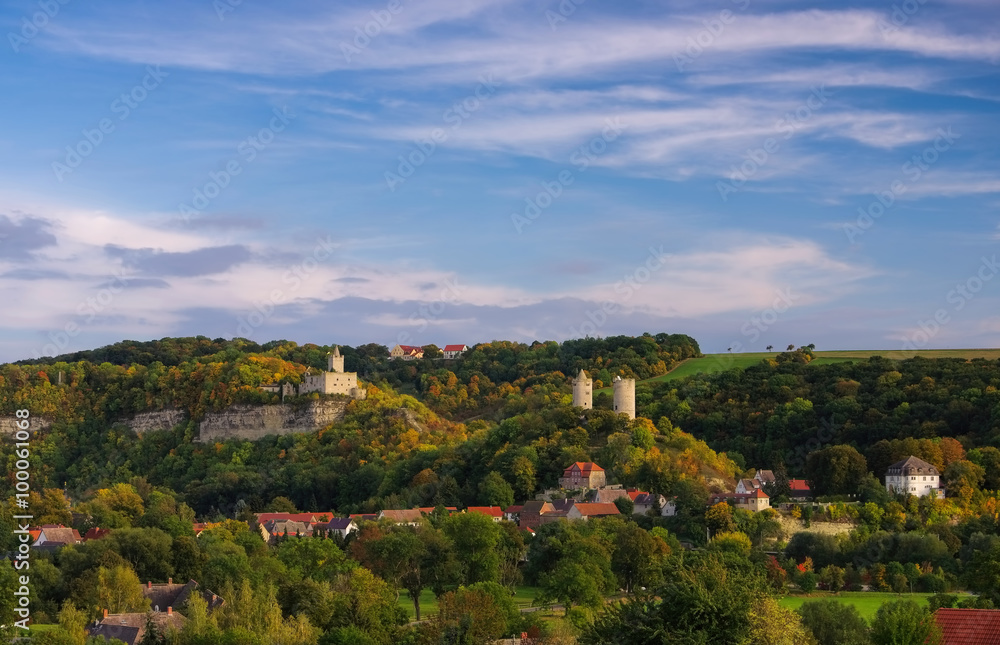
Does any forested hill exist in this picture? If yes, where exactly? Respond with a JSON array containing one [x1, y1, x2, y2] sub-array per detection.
[[1, 333, 723, 521], [642, 349, 1000, 478]]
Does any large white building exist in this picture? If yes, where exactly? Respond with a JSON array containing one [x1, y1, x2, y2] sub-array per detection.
[[885, 456, 943, 498]]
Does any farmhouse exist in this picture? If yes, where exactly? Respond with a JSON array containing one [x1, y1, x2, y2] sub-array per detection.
[[559, 462, 607, 489], [885, 455, 943, 498], [390, 344, 425, 360], [442, 344, 468, 359]]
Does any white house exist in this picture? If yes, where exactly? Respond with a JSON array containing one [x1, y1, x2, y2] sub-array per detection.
[[442, 344, 468, 359], [885, 456, 943, 498]]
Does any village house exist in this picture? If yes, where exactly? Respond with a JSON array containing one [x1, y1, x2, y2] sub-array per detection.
[[260, 519, 312, 543], [518, 501, 555, 530], [143, 579, 225, 614], [378, 509, 424, 525], [31, 525, 82, 549], [632, 493, 667, 516], [566, 502, 621, 521], [789, 479, 812, 500], [710, 489, 771, 513], [88, 608, 186, 645], [885, 455, 944, 498], [465, 506, 504, 522], [591, 486, 633, 504], [442, 344, 468, 359], [315, 517, 358, 539], [390, 344, 425, 360], [558, 462, 607, 489]]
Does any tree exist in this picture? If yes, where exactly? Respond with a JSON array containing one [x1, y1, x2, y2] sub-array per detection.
[[705, 502, 736, 536], [748, 597, 818, 645], [818, 565, 845, 593], [805, 445, 869, 496], [613, 496, 634, 516], [870, 599, 941, 645], [968, 447, 1000, 490], [612, 523, 669, 592], [709, 531, 752, 558], [443, 512, 501, 585], [943, 460, 985, 501], [798, 599, 870, 645], [580, 554, 769, 645], [478, 471, 514, 509], [97, 564, 151, 614], [510, 455, 537, 499], [422, 344, 443, 359]]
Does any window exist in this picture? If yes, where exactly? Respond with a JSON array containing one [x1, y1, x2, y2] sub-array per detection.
[[911, 476, 916, 480]]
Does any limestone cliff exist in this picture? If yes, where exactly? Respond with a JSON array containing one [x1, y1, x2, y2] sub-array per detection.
[[196, 400, 348, 442], [0, 416, 51, 437], [128, 409, 188, 434]]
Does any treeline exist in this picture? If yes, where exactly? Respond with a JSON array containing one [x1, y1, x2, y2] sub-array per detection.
[[644, 353, 1000, 473]]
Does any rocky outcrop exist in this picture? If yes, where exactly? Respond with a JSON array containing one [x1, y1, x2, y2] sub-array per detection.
[[0, 416, 51, 438], [128, 409, 188, 434], [197, 400, 349, 442]]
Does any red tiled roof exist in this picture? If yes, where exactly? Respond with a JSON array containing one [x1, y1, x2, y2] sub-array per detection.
[[418, 506, 458, 514], [789, 479, 811, 491], [562, 462, 604, 477], [504, 505, 523, 514], [255, 512, 332, 525], [935, 609, 1000, 645], [84, 527, 111, 541], [466, 506, 504, 518], [443, 345, 467, 352], [751, 489, 769, 499], [572, 503, 620, 517]]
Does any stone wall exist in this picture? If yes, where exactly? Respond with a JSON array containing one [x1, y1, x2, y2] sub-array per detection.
[[128, 409, 188, 434], [197, 400, 349, 442]]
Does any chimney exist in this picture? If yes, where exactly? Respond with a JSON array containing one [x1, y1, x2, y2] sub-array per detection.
[[103, 609, 108, 619], [167, 607, 172, 616]]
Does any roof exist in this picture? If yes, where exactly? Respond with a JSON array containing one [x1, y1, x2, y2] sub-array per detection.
[[395, 345, 423, 353], [261, 519, 311, 536], [88, 611, 187, 645], [466, 506, 504, 518], [593, 488, 632, 503], [789, 479, 811, 491], [85, 527, 112, 541], [504, 505, 523, 514], [887, 455, 940, 476], [37, 527, 82, 544], [443, 345, 467, 352], [755, 470, 776, 483], [379, 509, 423, 522], [751, 489, 770, 499], [572, 503, 621, 517], [633, 493, 663, 506], [349, 513, 378, 521], [319, 518, 356, 531], [562, 462, 604, 476], [740, 478, 760, 490], [935, 608, 1000, 645], [255, 512, 331, 525], [520, 501, 554, 514]]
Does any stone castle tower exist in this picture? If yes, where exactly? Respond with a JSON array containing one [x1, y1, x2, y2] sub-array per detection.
[[572, 369, 592, 409], [613, 376, 636, 419], [328, 345, 345, 373]]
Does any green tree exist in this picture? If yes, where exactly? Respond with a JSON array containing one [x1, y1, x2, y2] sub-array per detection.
[[870, 599, 941, 645], [96, 565, 151, 614], [968, 447, 1000, 490], [443, 512, 501, 585], [611, 523, 669, 592], [706, 501, 736, 536], [478, 471, 515, 509], [805, 445, 869, 496], [798, 599, 871, 645]]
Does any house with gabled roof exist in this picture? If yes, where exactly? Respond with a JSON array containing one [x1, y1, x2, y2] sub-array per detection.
[[559, 462, 606, 489], [87, 608, 186, 645], [465, 506, 504, 522], [442, 345, 468, 359], [934, 608, 1000, 645], [567, 502, 620, 520], [390, 345, 424, 360], [31, 525, 82, 548], [259, 519, 312, 544], [632, 493, 667, 516], [518, 501, 555, 530], [378, 509, 423, 525], [885, 455, 943, 498], [710, 489, 771, 513], [143, 579, 225, 614], [315, 518, 358, 539]]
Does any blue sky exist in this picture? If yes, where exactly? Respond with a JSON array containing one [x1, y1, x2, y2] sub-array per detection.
[[0, 0, 998, 362]]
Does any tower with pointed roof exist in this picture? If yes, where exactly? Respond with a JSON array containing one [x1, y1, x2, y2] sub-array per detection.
[[328, 346, 345, 373], [572, 369, 592, 409]]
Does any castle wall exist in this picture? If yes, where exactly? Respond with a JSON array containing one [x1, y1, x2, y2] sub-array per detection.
[[299, 372, 358, 396]]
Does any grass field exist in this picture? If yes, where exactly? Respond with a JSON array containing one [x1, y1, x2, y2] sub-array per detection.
[[595, 348, 1000, 393], [399, 586, 542, 620], [779, 591, 937, 620]]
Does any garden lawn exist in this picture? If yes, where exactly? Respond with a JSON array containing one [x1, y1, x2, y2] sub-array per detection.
[[399, 586, 542, 621], [779, 592, 937, 621]]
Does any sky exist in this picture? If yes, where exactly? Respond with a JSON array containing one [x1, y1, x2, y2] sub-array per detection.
[[0, 0, 998, 362]]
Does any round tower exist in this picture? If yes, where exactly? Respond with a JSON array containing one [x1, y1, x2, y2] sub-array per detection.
[[612, 376, 636, 419], [328, 346, 345, 373], [572, 369, 592, 409]]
